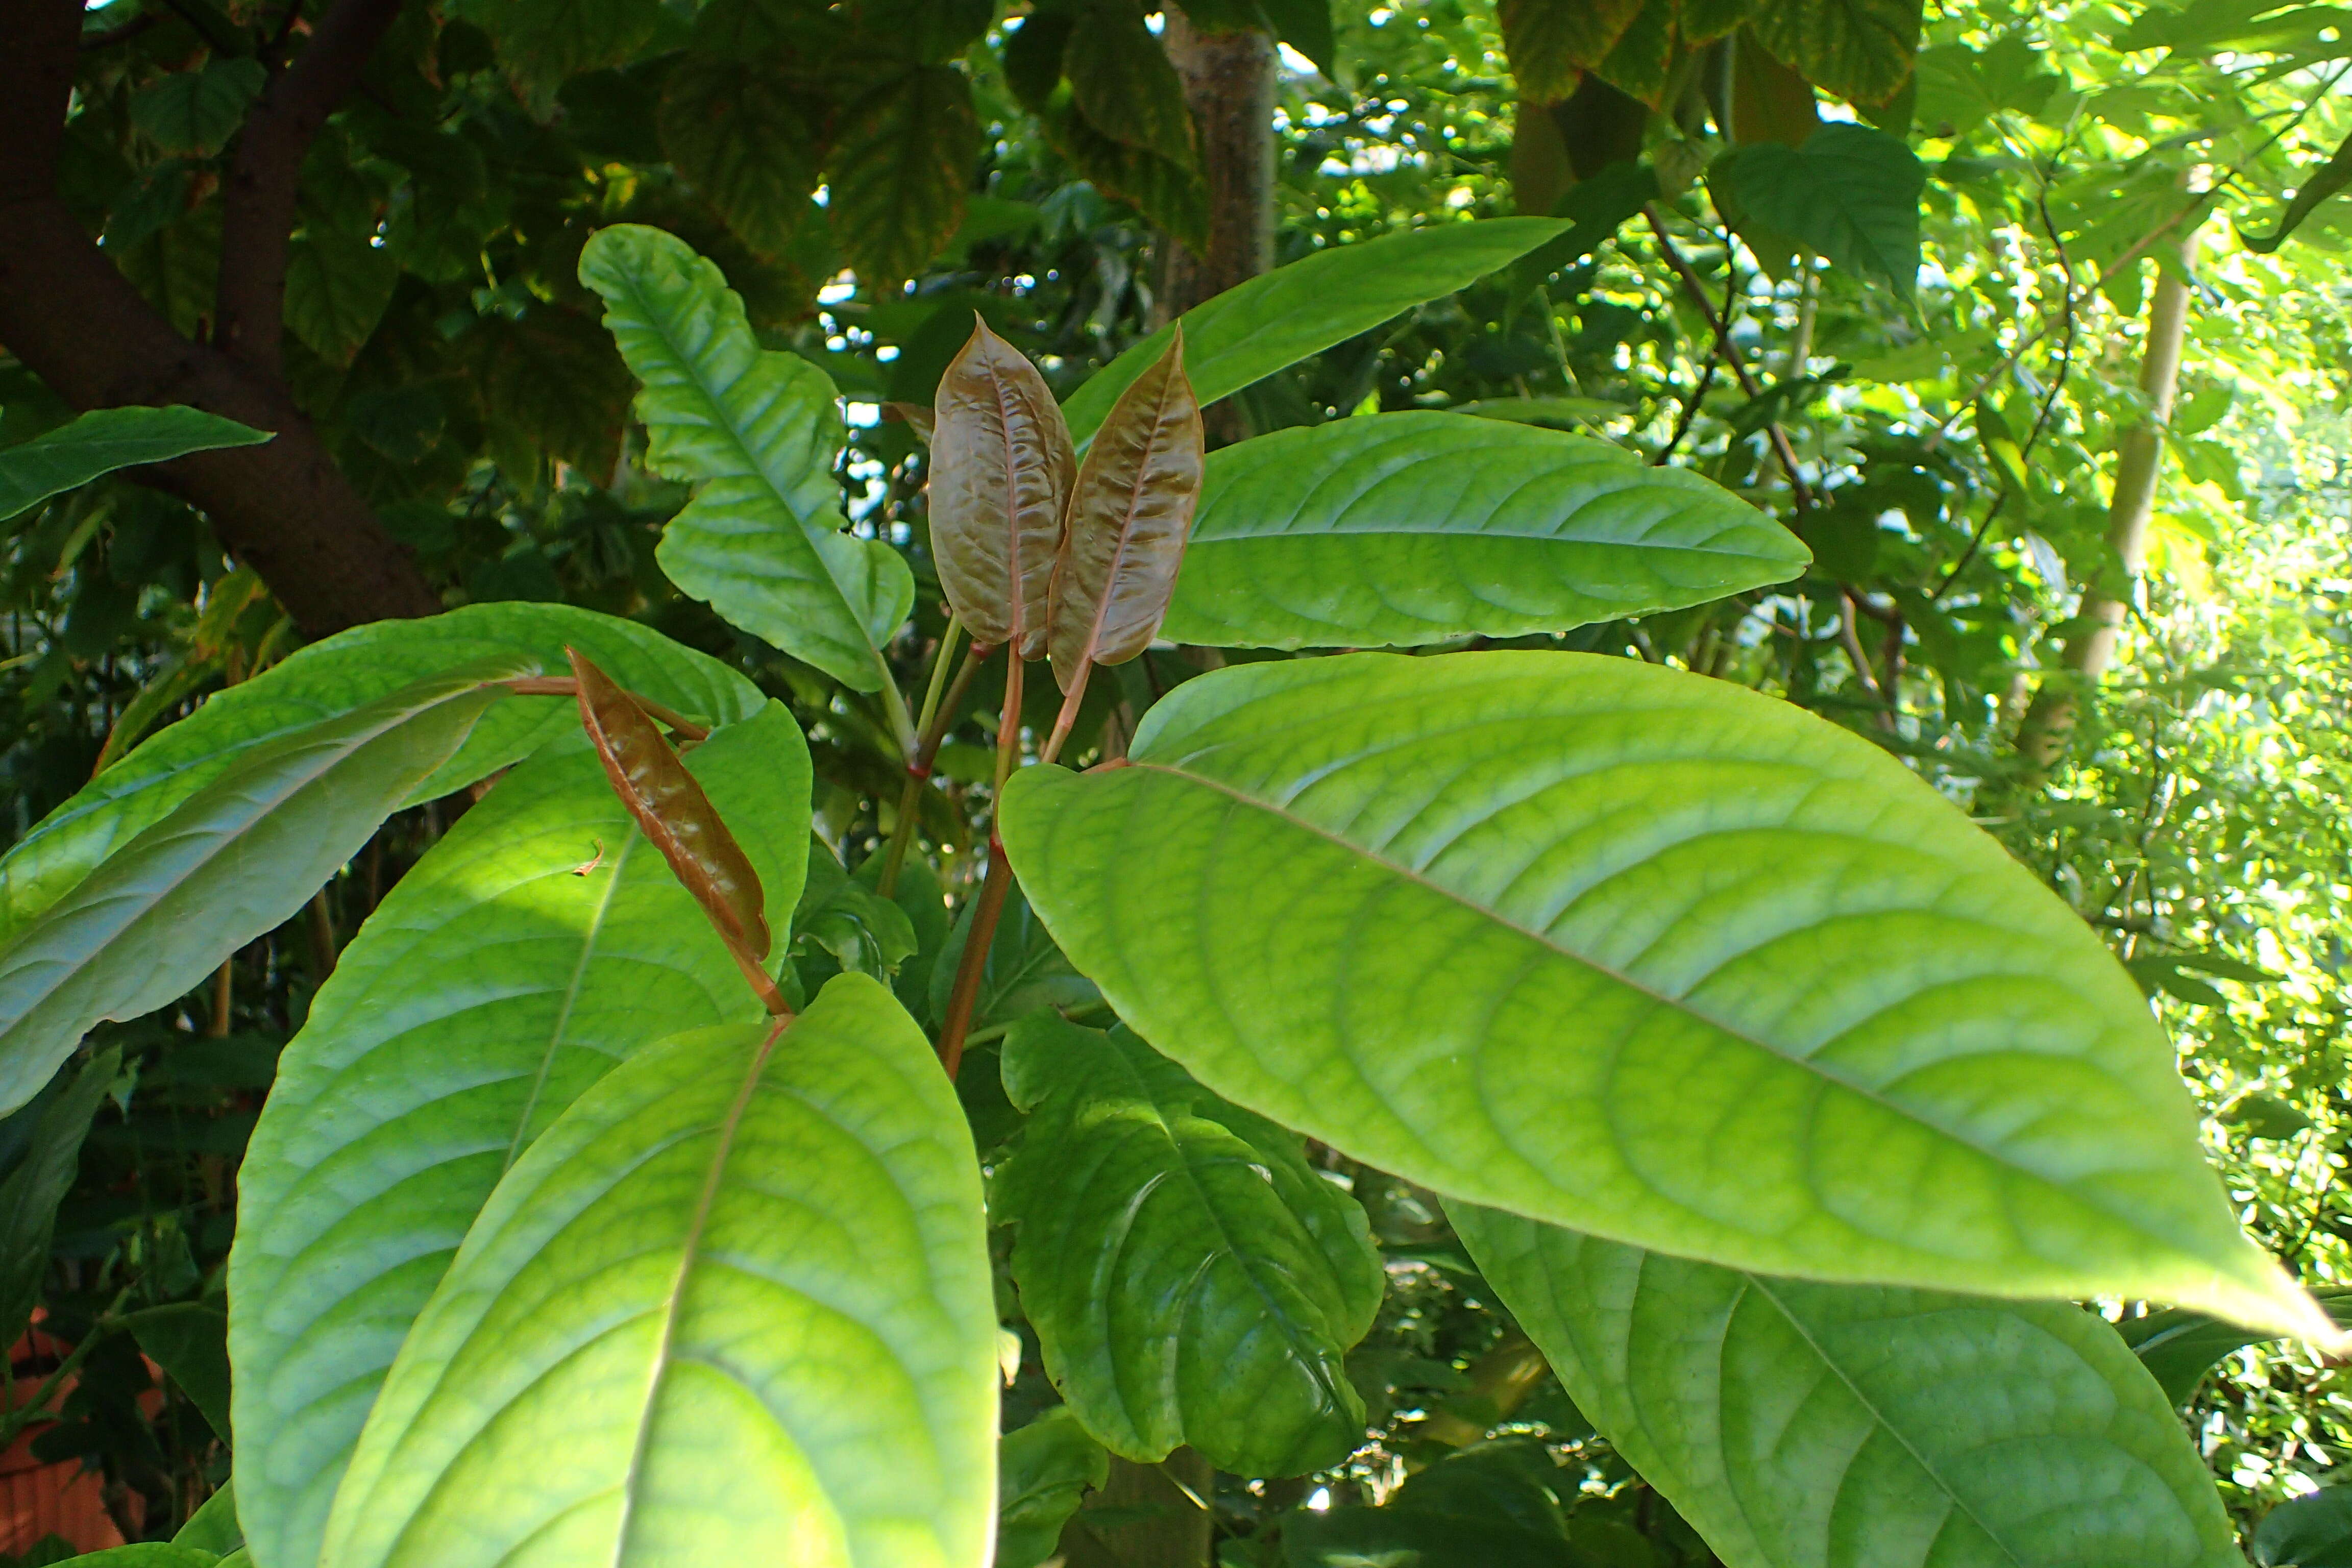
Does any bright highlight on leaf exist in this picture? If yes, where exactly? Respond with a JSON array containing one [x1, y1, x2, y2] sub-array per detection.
[[930, 317, 1075, 658], [1000, 651, 2335, 1341], [1453, 1205, 2245, 1568], [1161, 411, 1810, 648], [317, 975, 996, 1568]]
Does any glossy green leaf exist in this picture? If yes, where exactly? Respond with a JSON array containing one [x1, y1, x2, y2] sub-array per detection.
[[2119, 1290, 2352, 1404], [830, 67, 981, 289], [230, 707, 811, 1568], [1716, 125, 1926, 298], [1047, 330, 1204, 687], [996, 1016, 1383, 1476], [998, 1408, 1109, 1568], [1453, 1205, 2243, 1568], [1160, 412, 1809, 649], [1748, 0, 1923, 105], [931, 317, 1076, 657], [174, 1482, 240, 1557], [317, 974, 995, 1568], [926, 881, 1099, 1036], [0, 662, 524, 1119], [1499, 0, 1647, 101], [124, 1302, 231, 1440], [579, 224, 914, 692], [1000, 651, 2327, 1337], [0, 1048, 116, 1351], [657, 53, 822, 254], [0, 601, 760, 955], [2255, 1487, 2352, 1566], [0, 406, 271, 522], [1060, 218, 1576, 444]]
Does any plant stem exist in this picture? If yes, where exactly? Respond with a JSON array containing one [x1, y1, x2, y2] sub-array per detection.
[[873, 650, 922, 760], [878, 627, 986, 898], [935, 650, 1027, 1077], [1042, 660, 1094, 767]]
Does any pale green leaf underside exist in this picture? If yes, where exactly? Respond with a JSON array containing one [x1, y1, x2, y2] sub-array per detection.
[[1000, 652, 2318, 1337], [997, 1018, 1383, 1477], [1061, 217, 1574, 444], [1452, 1205, 2241, 1568], [319, 975, 995, 1568], [1161, 412, 1809, 648], [0, 661, 524, 1119], [230, 707, 812, 1568], [0, 405, 271, 522], [580, 224, 912, 691], [0, 601, 761, 955]]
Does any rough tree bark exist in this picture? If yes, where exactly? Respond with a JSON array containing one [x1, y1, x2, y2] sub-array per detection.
[[2010, 228, 2199, 787], [0, 0, 441, 638]]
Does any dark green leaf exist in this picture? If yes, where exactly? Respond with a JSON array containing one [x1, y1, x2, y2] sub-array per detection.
[[284, 230, 400, 367], [2244, 126, 2352, 252], [122, 1303, 230, 1440], [656, 54, 824, 254], [830, 67, 980, 292], [2120, 1290, 2352, 1404], [926, 880, 1099, 1034], [173, 1482, 240, 1556], [1498, 0, 1648, 102], [1747, 0, 1923, 105], [0, 407, 271, 523], [2256, 1487, 2352, 1567], [997, 1017, 1385, 1475], [999, 1408, 1110, 1568], [0, 1049, 116, 1350], [1716, 124, 1925, 297], [1285, 1507, 1583, 1568], [1259, 0, 1337, 76], [1066, 6, 1197, 168], [474, 0, 663, 98], [2229, 1091, 2315, 1139], [130, 59, 266, 156]]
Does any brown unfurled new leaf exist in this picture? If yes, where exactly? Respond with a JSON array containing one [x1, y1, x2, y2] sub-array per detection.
[[567, 648, 782, 1010], [1046, 326, 1202, 692], [931, 317, 1076, 658]]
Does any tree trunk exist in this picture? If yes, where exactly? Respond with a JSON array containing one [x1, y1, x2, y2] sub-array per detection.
[[2010, 231, 2198, 786], [1058, 1451, 1215, 1568], [0, 0, 441, 639]]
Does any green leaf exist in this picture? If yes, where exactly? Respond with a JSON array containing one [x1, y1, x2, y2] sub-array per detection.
[[316, 974, 995, 1568], [1285, 1507, 1581, 1568], [469, 0, 662, 98], [996, 1017, 1384, 1476], [1716, 124, 1925, 298], [2243, 125, 2352, 252], [0, 406, 272, 523], [173, 1482, 240, 1557], [1160, 412, 1809, 649], [43, 1548, 222, 1568], [284, 230, 401, 367], [0, 1049, 116, 1350], [130, 58, 266, 156], [2227, 1091, 2314, 1139], [2255, 1487, 2352, 1566], [1911, 36, 2061, 138], [2118, 1290, 2352, 1404], [1498, 0, 1648, 102], [1065, 5, 1197, 168], [229, 708, 811, 1568], [794, 876, 921, 982], [1061, 218, 1576, 445], [0, 602, 758, 955], [123, 1302, 231, 1440], [0, 662, 525, 1119], [580, 224, 914, 693], [1453, 1206, 2243, 1568], [926, 880, 1099, 1035], [657, 53, 823, 254], [1747, 0, 1922, 105], [1259, 0, 1337, 77], [830, 67, 981, 290], [998, 1408, 1110, 1568], [999, 651, 2328, 1337]]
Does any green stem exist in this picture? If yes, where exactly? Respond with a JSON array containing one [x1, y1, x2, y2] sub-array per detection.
[[874, 652, 921, 761], [936, 651, 1026, 1078], [877, 636, 989, 898]]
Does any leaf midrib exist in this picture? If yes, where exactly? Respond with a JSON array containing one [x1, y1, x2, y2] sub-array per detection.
[[504, 833, 640, 1173], [1127, 756, 2162, 1247]]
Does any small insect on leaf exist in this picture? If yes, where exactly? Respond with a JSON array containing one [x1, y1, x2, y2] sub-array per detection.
[[931, 316, 1075, 658], [1046, 325, 1203, 692], [567, 648, 781, 1008]]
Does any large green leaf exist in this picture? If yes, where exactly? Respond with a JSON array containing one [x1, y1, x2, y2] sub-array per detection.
[[657, 53, 823, 255], [1286, 1439, 1586, 1567], [998, 1408, 1109, 1568], [469, 0, 662, 98], [0, 662, 525, 1119], [829, 67, 980, 290], [1498, 0, 1648, 102], [580, 224, 914, 694], [1453, 1206, 2242, 1568], [0, 1048, 117, 1349], [0, 601, 760, 954], [230, 707, 811, 1568], [1160, 412, 1808, 649], [995, 1017, 1383, 1477], [2255, 1487, 2352, 1566], [0, 406, 271, 522], [999, 651, 2325, 1336], [130, 58, 266, 156], [1060, 218, 1574, 444], [284, 230, 401, 366], [1748, 0, 1923, 105], [1714, 124, 1926, 298], [316, 974, 995, 1568], [125, 1302, 232, 1440]]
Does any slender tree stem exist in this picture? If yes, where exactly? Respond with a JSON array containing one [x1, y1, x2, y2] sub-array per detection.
[[914, 618, 966, 739], [1042, 660, 1095, 766], [878, 635, 988, 898], [935, 650, 1027, 1076], [874, 651, 922, 760]]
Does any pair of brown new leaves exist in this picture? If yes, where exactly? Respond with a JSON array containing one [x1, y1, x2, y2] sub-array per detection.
[[928, 318, 1204, 754]]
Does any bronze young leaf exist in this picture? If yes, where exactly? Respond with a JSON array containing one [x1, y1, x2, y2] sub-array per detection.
[[931, 317, 1075, 657], [1044, 326, 1202, 727], [567, 647, 786, 1013]]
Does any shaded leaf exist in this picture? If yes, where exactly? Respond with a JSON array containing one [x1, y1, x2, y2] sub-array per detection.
[[931, 318, 1076, 656], [2119, 1290, 2352, 1404], [1000, 651, 2329, 1337], [2255, 1487, 2352, 1566], [926, 880, 1099, 1034], [173, 1482, 240, 1556], [1715, 124, 1925, 297], [1065, 6, 1197, 168], [316, 975, 995, 1568], [1499, 0, 1648, 102], [0, 1050, 117, 1351], [998, 1407, 1110, 1568], [284, 230, 400, 367], [829, 67, 979, 289], [122, 1303, 230, 1440], [997, 1017, 1384, 1476], [1062, 217, 1576, 444], [473, 0, 663, 98], [229, 710, 810, 1568], [0, 661, 524, 1118], [580, 224, 913, 693], [1259, 0, 1338, 76], [0, 407, 271, 523], [2244, 126, 2352, 252], [1161, 412, 1808, 649], [130, 59, 266, 157], [461, 306, 637, 478], [1590, 0, 1677, 106], [1748, 0, 1922, 105], [1454, 1206, 2243, 1568], [657, 53, 824, 255], [1047, 329, 1203, 688]]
